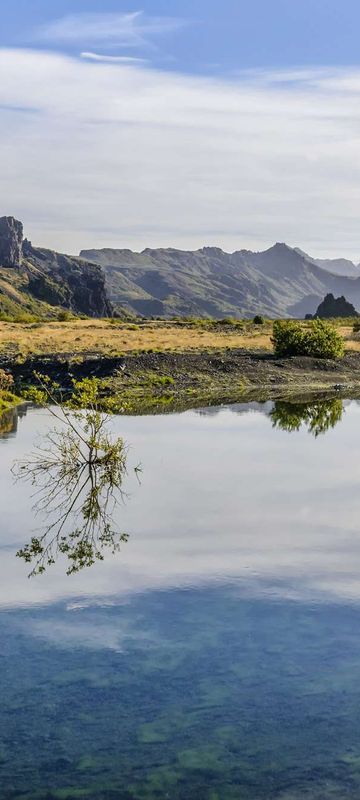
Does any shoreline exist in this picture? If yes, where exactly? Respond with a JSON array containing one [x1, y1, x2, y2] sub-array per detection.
[[3, 347, 360, 414]]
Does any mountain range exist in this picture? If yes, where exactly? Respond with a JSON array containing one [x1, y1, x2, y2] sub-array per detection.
[[1, 215, 360, 320], [81, 242, 360, 319]]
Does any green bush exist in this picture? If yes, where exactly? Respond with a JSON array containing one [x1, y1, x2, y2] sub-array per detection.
[[253, 315, 265, 325], [305, 319, 344, 358], [12, 313, 40, 324], [57, 309, 72, 322], [353, 320, 360, 333], [272, 319, 344, 359], [272, 320, 305, 356]]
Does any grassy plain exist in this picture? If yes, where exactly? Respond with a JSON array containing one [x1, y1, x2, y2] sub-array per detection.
[[0, 317, 359, 359], [0, 318, 271, 357], [2, 317, 360, 415]]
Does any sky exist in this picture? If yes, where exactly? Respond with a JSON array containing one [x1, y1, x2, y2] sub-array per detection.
[[1, 0, 360, 258]]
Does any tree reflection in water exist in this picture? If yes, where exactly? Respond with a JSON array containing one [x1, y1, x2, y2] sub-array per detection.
[[13, 377, 138, 576], [270, 397, 343, 437]]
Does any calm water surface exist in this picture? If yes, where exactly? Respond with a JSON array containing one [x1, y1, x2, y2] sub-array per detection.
[[2, 400, 360, 798]]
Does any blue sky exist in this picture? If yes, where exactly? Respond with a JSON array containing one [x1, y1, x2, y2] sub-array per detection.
[[1, 2, 360, 257], [3, 0, 360, 73]]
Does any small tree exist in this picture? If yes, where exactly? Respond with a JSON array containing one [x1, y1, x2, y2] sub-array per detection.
[[13, 374, 140, 576]]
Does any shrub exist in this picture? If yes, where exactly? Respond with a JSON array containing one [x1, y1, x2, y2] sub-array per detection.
[[272, 320, 305, 357], [304, 319, 344, 359], [353, 320, 360, 333], [272, 319, 344, 359], [13, 313, 39, 324], [253, 315, 265, 325], [57, 309, 72, 322], [0, 370, 14, 392]]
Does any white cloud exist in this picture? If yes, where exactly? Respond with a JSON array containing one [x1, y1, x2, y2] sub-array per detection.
[[80, 52, 147, 64], [1, 48, 360, 258], [35, 11, 185, 48]]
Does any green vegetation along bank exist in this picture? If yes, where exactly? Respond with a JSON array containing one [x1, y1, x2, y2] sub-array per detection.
[[4, 347, 360, 415]]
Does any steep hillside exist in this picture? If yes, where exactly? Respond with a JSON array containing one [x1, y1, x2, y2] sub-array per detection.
[[294, 247, 360, 278], [0, 217, 112, 319], [81, 242, 360, 319]]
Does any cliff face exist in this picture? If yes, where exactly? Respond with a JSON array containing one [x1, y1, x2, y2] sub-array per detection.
[[23, 240, 112, 317], [0, 217, 23, 267], [0, 217, 112, 318]]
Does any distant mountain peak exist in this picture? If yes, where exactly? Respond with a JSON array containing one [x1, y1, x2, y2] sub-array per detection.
[[273, 241, 291, 249], [294, 246, 360, 278], [264, 242, 298, 257], [199, 246, 225, 256]]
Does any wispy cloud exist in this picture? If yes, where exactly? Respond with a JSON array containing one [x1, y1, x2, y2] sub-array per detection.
[[1, 49, 360, 258], [81, 52, 147, 64], [35, 11, 186, 49]]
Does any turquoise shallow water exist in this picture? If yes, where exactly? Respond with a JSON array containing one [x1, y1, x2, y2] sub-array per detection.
[[2, 400, 360, 798]]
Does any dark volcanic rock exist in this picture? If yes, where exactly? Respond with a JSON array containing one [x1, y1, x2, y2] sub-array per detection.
[[0, 216, 23, 267], [314, 293, 359, 319]]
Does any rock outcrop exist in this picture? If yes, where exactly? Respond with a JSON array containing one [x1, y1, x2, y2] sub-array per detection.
[[0, 216, 112, 318], [0, 216, 23, 267], [312, 293, 359, 319], [24, 241, 113, 317]]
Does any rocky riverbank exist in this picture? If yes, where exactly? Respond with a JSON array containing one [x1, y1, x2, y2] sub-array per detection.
[[3, 348, 360, 413]]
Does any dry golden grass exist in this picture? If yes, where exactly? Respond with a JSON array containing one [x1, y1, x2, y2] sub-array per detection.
[[336, 325, 360, 351], [1, 318, 359, 359], [0, 319, 274, 357]]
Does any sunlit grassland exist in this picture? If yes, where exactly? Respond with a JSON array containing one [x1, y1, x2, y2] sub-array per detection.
[[0, 317, 359, 359], [0, 318, 273, 357]]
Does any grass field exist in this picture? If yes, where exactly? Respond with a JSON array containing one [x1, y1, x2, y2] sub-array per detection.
[[0, 318, 359, 359], [0, 319, 272, 357]]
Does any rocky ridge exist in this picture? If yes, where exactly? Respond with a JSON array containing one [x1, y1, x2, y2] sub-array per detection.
[[81, 241, 360, 319], [0, 217, 23, 268], [0, 216, 112, 318]]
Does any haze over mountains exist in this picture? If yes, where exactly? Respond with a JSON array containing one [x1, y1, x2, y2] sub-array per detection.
[[1, 216, 360, 320], [81, 242, 360, 319]]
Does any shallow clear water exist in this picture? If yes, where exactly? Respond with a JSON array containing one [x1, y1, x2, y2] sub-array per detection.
[[2, 400, 360, 798]]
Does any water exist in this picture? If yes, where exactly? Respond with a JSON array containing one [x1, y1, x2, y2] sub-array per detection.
[[2, 400, 360, 798]]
